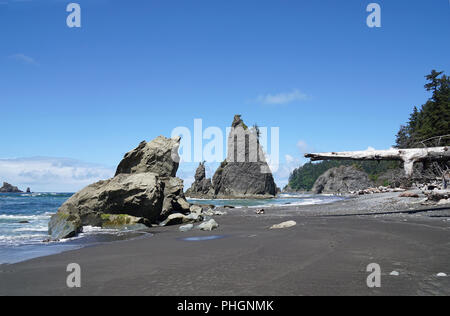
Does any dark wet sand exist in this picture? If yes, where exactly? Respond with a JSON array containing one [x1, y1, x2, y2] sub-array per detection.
[[1, 193, 449, 296]]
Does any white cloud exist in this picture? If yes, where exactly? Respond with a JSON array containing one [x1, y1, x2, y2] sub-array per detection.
[[9, 53, 38, 65], [297, 140, 311, 154], [0, 157, 114, 192], [256, 89, 309, 105]]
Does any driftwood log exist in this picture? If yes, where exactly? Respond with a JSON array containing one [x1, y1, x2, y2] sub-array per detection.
[[305, 147, 450, 177]]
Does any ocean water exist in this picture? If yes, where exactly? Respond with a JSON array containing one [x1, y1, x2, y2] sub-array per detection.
[[0, 193, 71, 246], [0, 193, 148, 264], [187, 193, 345, 208], [0, 192, 344, 264]]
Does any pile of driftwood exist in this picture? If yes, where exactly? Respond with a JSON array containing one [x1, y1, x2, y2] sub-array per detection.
[[350, 186, 406, 195], [306, 146, 450, 204], [305, 147, 449, 177]]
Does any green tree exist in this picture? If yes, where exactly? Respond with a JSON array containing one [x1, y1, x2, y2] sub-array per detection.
[[395, 70, 450, 148]]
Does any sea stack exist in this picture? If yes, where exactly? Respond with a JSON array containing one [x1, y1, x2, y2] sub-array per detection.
[[48, 136, 192, 240], [186, 115, 277, 199], [185, 162, 214, 198], [0, 182, 23, 193]]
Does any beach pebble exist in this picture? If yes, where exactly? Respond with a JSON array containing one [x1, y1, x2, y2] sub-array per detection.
[[190, 205, 203, 215], [436, 273, 447, 277], [270, 220, 297, 229], [179, 224, 194, 232], [197, 219, 219, 231], [255, 209, 265, 215], [214, 210, 227, 216], [203, 209, 215, 216], [185, 213, 202, 223], [390, 271, 400, 276]]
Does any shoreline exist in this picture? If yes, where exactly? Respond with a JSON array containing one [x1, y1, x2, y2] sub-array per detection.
[[1, 192, 449, 295], [0, 193, 341, 264]]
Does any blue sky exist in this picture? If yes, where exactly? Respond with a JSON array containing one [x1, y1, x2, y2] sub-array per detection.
[[0, 0, 449, 191]]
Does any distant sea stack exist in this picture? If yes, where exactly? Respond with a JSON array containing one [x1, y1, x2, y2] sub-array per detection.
[[186, 115, 278, 199], [0, 182, 23, 193], [185, 161, 215, 198]]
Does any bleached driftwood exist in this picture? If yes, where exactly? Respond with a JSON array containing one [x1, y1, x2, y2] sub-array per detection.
[[305, 147, 450, 177]]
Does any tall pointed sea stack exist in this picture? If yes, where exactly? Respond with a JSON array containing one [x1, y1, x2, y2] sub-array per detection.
[[186, 115, 277, 199]]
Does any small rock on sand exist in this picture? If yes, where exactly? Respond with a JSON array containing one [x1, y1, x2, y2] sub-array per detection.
[[179, 224, 194, 232], [390, 271, 400, 276], [197, 219, 219, 231], [190, 205, 203, 215], [436, 273, 447, 277], [270, 220, 297, 229]]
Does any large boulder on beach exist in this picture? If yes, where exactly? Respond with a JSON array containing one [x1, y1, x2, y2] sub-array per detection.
[[0, 182, 23, 193], [49, 136, 191, 240], [115, 136, 181, 177], [312, 165, 373, 194]]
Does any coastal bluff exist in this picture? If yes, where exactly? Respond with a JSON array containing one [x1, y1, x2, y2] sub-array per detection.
[[48, 136, 192, 240], [186, 115, 278, 199]]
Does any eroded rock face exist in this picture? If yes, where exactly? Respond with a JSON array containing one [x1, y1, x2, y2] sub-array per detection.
[[52, 172, 164, 224], [312, 165, 373, 194], [0, 182, 23, 193], [115, 136, 181, 177], [161, 177, 191, 218], [186, 115, 277, 199], [185, 162, 214, 198], [213, 115, 277, 198], [49, 136, 190, 240]]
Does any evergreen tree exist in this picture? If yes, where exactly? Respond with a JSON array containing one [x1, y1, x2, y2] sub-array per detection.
[[395, 70, 450, 148], [289, 70, 449, 191]]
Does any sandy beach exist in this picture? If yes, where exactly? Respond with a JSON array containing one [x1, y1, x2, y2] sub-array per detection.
[[0, 192, 449, 296]]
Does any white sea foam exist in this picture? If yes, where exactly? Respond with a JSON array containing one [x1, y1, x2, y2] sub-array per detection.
[[13, 226, 48, 232], [0, 214, 53, 221], [0, 234, 47, 246]]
